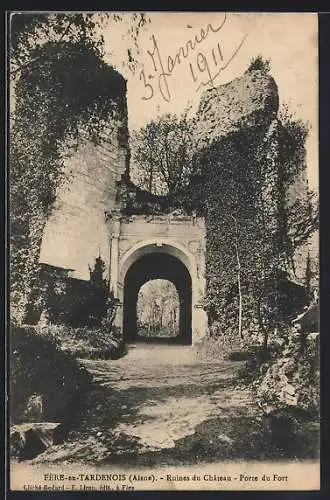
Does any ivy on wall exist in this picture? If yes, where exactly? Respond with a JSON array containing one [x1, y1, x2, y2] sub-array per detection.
[[184, 114, 317, 341], [10, 40, 127, 323]]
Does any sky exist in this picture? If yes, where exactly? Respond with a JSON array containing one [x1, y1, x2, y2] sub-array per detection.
[[100, 12, 318, 191]]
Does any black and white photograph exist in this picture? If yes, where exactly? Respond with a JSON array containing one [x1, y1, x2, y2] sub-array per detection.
[[8, 11, 319, 491]]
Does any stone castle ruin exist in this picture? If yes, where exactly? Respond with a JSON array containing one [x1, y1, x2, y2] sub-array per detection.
[[38, 65, 313, 345]]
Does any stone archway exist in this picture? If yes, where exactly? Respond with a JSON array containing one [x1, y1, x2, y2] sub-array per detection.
[[110, 230, 207, 345], [123, 252, 192, 344]]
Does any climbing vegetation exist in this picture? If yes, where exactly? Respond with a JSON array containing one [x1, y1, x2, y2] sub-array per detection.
[[10, 12, 148, 322]]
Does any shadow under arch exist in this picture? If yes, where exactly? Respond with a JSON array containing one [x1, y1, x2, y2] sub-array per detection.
[[123, 252, 192, 345]]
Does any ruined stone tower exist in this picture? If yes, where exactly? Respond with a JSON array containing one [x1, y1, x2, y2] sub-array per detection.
[[39, 68, 129, 283]]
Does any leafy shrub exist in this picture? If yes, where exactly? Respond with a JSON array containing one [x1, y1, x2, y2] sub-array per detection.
[[194, 334, 229, 361], [10, 324, 92, 424], [229, 326, 319, 458], [194, 318, 266, 362], [48, 324, 126, 360], [255, 330, 320, 416], [234, 342, 283, 385], [194, 324, 250, 361], [35, 257, 119, 329], [248, 55, 271, 73]]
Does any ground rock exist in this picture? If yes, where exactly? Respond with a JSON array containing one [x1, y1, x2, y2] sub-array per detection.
[[11, 422, 63, 460]]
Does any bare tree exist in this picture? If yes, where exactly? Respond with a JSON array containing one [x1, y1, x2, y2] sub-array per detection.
[[130, 109, 195, 196]]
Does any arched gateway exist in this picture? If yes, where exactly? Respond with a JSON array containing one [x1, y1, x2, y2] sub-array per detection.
[[106, 213, 207, 345]]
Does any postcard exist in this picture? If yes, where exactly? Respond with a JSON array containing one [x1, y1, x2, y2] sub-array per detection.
[[8, 11, 319, 491]]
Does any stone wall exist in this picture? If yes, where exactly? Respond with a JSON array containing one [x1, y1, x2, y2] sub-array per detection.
[[117, 214, 205, 267], [39, 70, 128, 281], [193, 68, 278, 149]]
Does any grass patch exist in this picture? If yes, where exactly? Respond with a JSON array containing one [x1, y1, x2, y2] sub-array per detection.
[[193, 334, 245, 361]]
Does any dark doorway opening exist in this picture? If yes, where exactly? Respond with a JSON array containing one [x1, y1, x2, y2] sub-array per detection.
[[123, 252, 192, 344]]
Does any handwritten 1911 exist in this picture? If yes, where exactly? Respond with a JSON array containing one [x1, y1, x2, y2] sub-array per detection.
[[140, 13, 248, 103]]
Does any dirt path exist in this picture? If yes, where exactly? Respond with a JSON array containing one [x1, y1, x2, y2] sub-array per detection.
[[32, 344, 261, 466]]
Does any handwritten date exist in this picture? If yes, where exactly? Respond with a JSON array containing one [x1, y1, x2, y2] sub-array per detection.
[[140, 13, 248, 102]]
